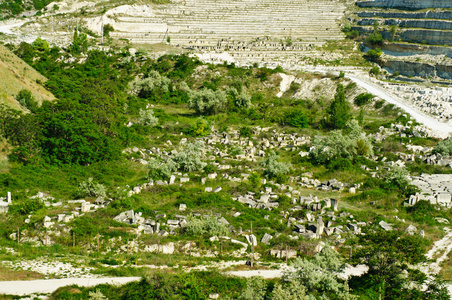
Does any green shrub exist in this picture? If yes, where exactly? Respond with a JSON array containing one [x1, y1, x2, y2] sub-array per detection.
[[366, 48, 382, 62], [185, 216, 228, 237], [385, 166, 409, 190], [9, 198, 44, 215], [189, 118, 210, 137], [261, 151, 290, 179], [354, 93, 374, 107], [433, 137, 452, 156], [173, 141, 206, 172], [366, 33, 383, 45], [78, 178, 107, 198], [188, 88, 227, 115], [239, 126, 252, 138], [284, 109, 309, 128], [374, 100, 385, 109], [341, 23, 359, 39], [247, 172, 262, 190], [136, 109, 158, 126], [16, 89, 38, 112], [369, 66, 380, 76], [148, 156, 177, 181], [103, 24, 114, 37]]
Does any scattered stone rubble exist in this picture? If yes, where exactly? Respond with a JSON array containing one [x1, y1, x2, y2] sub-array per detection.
[[407, 174, 452, 208]]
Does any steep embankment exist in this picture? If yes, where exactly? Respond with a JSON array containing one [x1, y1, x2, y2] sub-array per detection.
[[0, 44, 54, 110], [352, 0, 452, 80]]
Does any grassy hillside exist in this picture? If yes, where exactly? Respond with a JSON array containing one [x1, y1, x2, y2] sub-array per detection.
[[0, 42, 450, 299], [0, 44, 54, 110]]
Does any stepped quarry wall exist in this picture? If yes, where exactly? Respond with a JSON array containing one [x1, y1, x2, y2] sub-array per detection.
[[356, 0, 452, 10], [353, 26, 452, 46], [85, 0, 346, 49], [379, 43, 452, 57], [357, 11, 452, 20], [358, 19, 452, 31]]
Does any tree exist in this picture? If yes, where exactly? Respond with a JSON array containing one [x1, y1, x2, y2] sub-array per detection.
[[390, 25, 397, 41], [16, 89, 39, 112], [103, 24, 114, 37], [260, 151, 290, 179], [311, 119, 373, 163], [354, 93, 374, 107], [433, 137, 452, 156], [32, 37, 49, 52], [235, 91, 252, 109], [367, 33, 384, 45], [184, 216, 229, 237], [188, 88, 227, 115], [136, 109, 158, 126], [385, 165, 409, 189], [366, 48, 382, 62], [173, 140, 206, 172], [239, 277, 267, 300], [128, 71, 171, 98], [350, 230, 436, 300], [285, 246, 355, 299], [147, 158, 177, 181], [327, 84, 351, 129], [78, 178, 107, 197], [271, 281, 307, 300], [71, 30, 88, 54]]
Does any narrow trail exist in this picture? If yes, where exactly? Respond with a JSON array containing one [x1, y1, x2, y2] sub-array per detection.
[[420, 227, 452, 275], [0, 277, 140, 296]]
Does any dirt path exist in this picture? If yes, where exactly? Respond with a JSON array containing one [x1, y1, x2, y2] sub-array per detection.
[[0, 277, 140, 296], [0, 20, 26, 34], [420, 227, 452, 275]]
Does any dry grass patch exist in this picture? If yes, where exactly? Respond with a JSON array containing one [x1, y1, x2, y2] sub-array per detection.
[[0, 45, 55, 109], [0, 266, 45, 281]]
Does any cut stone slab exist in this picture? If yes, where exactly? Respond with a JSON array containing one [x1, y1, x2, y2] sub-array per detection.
[[379, 220, 393, 231], [261, 233, 273, 244]]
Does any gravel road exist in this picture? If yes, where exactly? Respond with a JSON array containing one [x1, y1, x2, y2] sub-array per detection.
[[346, 74, 452, 138]]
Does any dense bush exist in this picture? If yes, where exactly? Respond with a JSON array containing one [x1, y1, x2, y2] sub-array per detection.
[[184, 216, 228, 237], [261, 151, 291, 179], [354, 93, 374, 107], [366, 48, 383, 62], [327, 84, 351, 129], [284, 109, 309, 128], [16, 89, 39, 112], [128, 70, 171, 98], [311, 120, 373, 163], [173, 141, 206, 172], [341, 23, 359, 39], [366, 33, 384, 45], [136, 109, 158, 126], [188, 88, 227, 115], [433, 137, 452, 156], [147, 158, 177, 181], [78, 178, 107, 198], [9, 198, 44, 215]]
